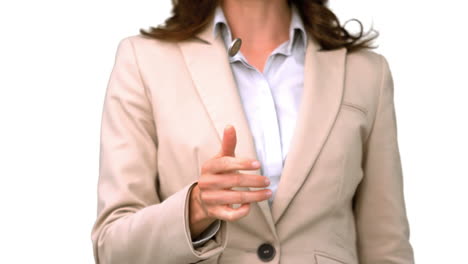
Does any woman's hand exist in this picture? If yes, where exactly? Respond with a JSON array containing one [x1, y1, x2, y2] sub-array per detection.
[[189, 125, 272, 238]]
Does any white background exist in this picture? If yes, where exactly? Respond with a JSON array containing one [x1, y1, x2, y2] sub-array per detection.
[[0, 0, 466, 263]]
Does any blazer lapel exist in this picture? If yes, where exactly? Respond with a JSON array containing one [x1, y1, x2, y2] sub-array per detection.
[[271, 36, 347, 223], [178, 23, 278, 236]]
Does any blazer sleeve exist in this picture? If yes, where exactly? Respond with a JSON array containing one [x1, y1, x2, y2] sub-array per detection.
[[353, 54, 415, 263], [91, 37, 227, 264]]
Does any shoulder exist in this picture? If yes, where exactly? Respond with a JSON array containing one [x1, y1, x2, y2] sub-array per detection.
[[115, 34, 182, 58], [111, 34, 189, 78], [344, 48, 392, 95], [341, 48, 394, 120], [345, 49, 389, 80], [346, 48, 383, 65]]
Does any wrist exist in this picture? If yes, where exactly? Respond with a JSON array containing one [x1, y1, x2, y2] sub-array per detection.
[[189, 184, 216, 238]]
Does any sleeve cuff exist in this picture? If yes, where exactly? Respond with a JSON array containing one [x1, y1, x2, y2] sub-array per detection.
[[192, 220, 221, 248]]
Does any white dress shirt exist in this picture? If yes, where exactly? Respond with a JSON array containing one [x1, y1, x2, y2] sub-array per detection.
[[193, 4, 307, 247], [214, 5, 307, 201]]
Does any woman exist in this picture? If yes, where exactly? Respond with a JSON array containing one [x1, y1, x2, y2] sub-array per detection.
[[91, 0, 414, 263]]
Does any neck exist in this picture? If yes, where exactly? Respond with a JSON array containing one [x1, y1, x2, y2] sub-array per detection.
[[220, 0, 291, 52]]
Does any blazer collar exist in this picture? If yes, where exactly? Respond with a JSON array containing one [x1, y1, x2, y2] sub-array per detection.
[[178, 22, 346, 231]]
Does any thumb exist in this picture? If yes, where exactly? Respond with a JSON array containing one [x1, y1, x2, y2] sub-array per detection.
[[220, 125, 236, 157]]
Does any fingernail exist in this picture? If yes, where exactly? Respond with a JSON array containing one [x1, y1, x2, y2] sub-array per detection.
[[266, 190, 272, 196], [251, 161, 260, 167], [264, 178, 270, 185]]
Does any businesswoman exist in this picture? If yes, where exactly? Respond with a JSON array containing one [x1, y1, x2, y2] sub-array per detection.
[[91, 0, 414, 263]]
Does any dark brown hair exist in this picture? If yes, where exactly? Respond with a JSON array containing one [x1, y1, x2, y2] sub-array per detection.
[[140, 0, 378, 52]]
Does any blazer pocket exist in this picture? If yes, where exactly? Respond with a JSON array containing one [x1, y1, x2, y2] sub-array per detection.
[[341, 101, 368, 118], [315, 252, 347, 264]]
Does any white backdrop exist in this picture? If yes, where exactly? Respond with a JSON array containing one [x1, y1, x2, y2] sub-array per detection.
[[0, 0, 466, 263]]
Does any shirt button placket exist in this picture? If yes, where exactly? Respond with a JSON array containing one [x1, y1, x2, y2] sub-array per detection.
[[258, 76, 283, 196]]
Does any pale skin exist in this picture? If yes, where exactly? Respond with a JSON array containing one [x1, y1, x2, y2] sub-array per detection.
[[188, 0, 292, 238]]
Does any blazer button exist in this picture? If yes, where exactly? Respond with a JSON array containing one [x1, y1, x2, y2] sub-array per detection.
[[257, 243, 276, 262]]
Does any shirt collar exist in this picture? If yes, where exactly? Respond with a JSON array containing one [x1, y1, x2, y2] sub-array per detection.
[[212, 4, 307, 57]]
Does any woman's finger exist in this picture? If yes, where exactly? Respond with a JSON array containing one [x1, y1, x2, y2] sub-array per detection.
[[199, 173, 270, 189], [203, 156, 260, 174], [220, 125, 237, 157], [201, 189, 272, 205], [209, 203, 251, 222]]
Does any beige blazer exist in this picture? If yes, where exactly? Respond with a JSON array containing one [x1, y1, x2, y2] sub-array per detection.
[[91, 21, 414, 264]]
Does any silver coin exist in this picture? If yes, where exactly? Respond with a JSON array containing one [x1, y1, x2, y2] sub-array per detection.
[[228, 38, 242, 57]]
